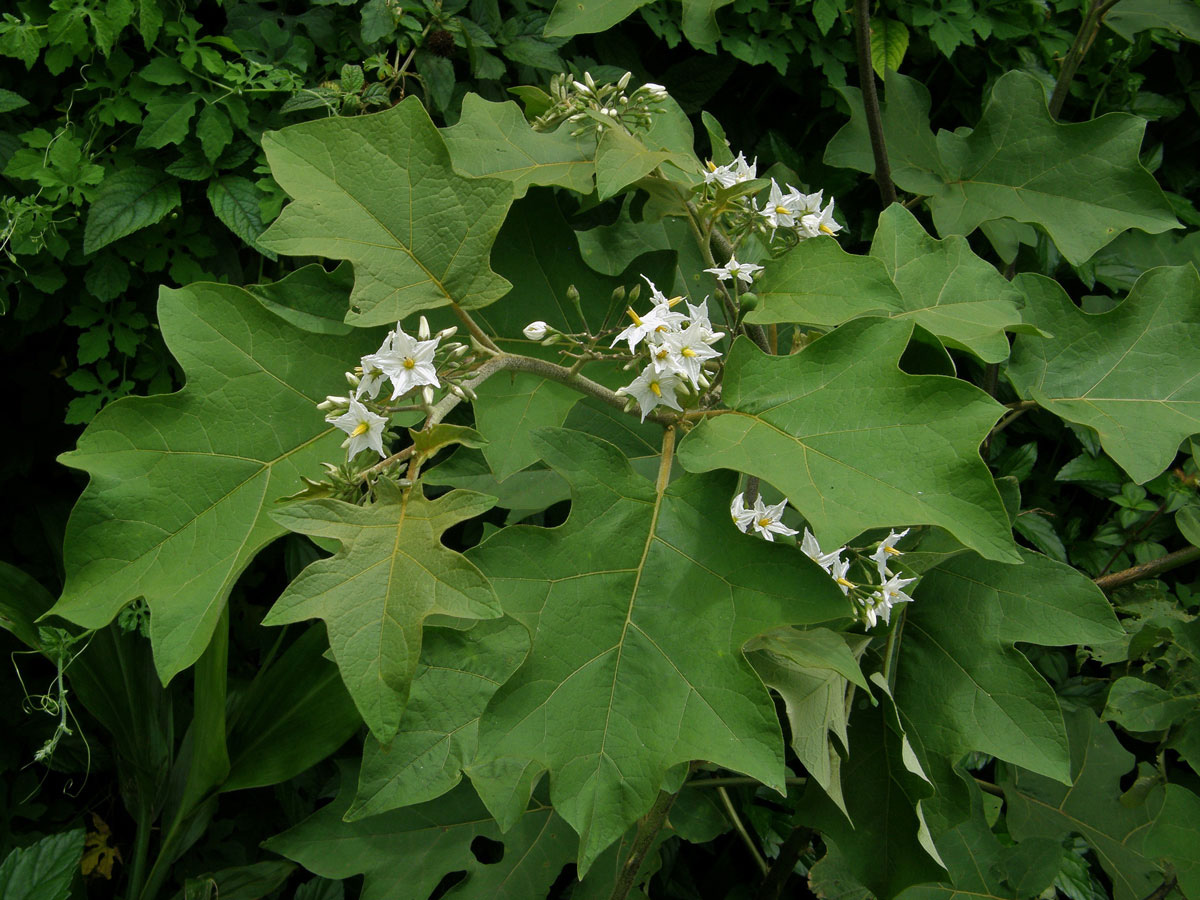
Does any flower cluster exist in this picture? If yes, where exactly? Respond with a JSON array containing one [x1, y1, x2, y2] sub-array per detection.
[[801, 527, 915, 628], [319, 318, 462, 461], [731, 493, 798, 542], [700, 148, 843, 249], [703, 151, 757, 188], [758, 179, 841, 239], [613, 276, 724, 421], [533, 72, 669, 136], [728, 494, 918, 629]]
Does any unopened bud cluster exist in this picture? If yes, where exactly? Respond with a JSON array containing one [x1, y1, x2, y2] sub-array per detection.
[[533, 72, 670, 136], [318, 316, 472, 462]]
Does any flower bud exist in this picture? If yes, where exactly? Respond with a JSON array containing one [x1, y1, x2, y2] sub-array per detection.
[[449, 343, 470, 358], [611, 285, 627, 305], [345, 371, 360, 387], [565, 284, 581, 304], [449, 383, 468, 400], [422, 386, 435, 406], [523, 320, 549, 340], [418, 316, 430, 340], [436, 326, 458, 340], [617, 71, 632, 90], [627, 283, 641, 303]]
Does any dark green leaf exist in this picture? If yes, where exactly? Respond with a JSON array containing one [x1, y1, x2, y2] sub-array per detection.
[[83, 167, 180, 253]]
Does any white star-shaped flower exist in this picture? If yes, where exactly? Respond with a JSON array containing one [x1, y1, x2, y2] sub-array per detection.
[[328, 397, 389, 459], [799, 199, 842, 239], [861, 572, 918, 627], [800, 528, 844, 573], [829, 556, 856, 595], [616, 365, 683, 421], [759, 179, 800, 230], [611, 302, 687, 354], [731, 492, 754, 532], [870, 528, 910, 578], [362, 327, 440, 400], [704, 256, 764, 285], [685, 298, 725, 345], [747, 496, 798, 542], [660, 320, 721, 387]]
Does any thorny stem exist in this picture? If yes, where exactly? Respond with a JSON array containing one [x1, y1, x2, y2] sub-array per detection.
[[852, 0, 897, 205], [608, 790, 678, 900], [1093, 545, 1200, 592], [717, 785, 769, 876], [1048, 0, 1123, 119]]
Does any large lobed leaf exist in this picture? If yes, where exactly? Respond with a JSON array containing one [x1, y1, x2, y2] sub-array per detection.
[[349, 617, 529, 820], [265, 766, 577, 900], [441, 94, 596, 199], [748, 206, 1030, 363], [1000, 708, 1167, 900], [1007, 265, 1200, 484], [259, 98, 514, 327], [897, 550, 1123, 799], [50, 283, 378, 683], [264, 481, 502, 742], [677, 320, 1018, 560], [825, 71, 1178, 264], [465, 427, 849, 872]]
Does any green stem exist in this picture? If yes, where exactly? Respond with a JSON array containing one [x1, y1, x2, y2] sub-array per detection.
[[882, 604, 907, 692], [684, 776, 807, 789], [1093, 545, 1200, 592], [607, 789, 679, 900], [760, 825, 813, 900], [717, 786, 769, 876], [1048, 0, 1123, 118], [852, 0, 897, 205], [124, 792, 154, 900]]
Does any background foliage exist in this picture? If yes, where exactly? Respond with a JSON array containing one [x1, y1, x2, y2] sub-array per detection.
[[3, 0, 1200, 898]]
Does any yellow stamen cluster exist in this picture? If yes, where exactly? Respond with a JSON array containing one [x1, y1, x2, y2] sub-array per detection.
[[351, 422, 371, 437]]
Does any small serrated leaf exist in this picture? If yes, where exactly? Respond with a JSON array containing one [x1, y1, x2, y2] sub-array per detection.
[[83, 167, 180, 253], [870, 18, 909, 78], [207, 175, 276, 259]]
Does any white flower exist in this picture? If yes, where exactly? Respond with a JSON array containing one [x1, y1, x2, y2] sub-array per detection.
[[685, 298, 725, 345], [362, 326, 440, 400], [328, 397, 389, 460], [759, 179, 800, 230], [870, 528, 910, 579], [611, 302, 687, 354], [861, 572, 918, 628], [747, 496, 799, 542], [523, 320, 549, 340], [731, 492, 754, 532], [660, 320, 721, 387], [800, 528, 844, 573], [704, 256, 764, 285], [799, 199, 842, 239], [829, 556, 856, 595], [703, 151, 757, 188], [356, 356, 389, 400], [617, 365, 684, 421], [784, 185, 824, 215]]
